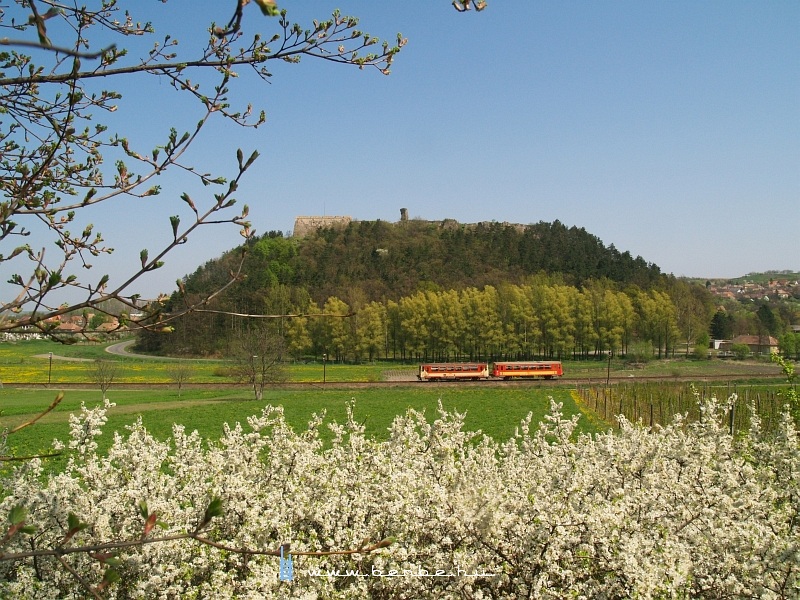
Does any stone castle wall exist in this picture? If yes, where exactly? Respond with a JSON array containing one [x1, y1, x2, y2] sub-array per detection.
[[293, 215, 352, 237]]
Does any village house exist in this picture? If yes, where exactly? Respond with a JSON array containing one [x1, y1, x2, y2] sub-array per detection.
[[720, 335, 779, 356]]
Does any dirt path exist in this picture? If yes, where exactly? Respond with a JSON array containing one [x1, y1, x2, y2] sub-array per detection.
[[7, 397, 243, 428], [32, 354, 92, 362]]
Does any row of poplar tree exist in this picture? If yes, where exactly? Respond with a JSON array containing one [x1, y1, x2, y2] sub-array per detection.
[[138, 277, 716, 362]]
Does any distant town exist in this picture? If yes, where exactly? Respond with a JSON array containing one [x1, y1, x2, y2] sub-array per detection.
[[704, 275, 800, 303]]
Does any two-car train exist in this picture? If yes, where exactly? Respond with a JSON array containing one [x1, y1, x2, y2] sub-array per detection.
[[417, 361, 563, 381]]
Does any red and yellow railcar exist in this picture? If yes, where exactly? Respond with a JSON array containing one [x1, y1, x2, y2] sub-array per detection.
[[491, 361, 563, 380], [417, 362, 490, 381]]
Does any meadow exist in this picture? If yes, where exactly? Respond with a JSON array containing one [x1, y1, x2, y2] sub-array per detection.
[[0, 337, 783, 385], [1, 385, 596, 475], [0, 338, 396, 384], [1, 337, 786, 475]]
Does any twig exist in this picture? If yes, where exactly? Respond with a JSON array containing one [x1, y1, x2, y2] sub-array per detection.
[[0, 38, 116, 59], [9, 392, 64, 434]]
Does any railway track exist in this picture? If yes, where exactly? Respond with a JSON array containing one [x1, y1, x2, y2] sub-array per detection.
[[5, 371, 787, 391]]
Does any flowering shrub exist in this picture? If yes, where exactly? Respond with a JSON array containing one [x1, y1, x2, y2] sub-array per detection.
[[1, 394, 798, 598]]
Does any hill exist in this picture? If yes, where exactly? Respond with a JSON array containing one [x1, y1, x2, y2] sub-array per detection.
[[179, 218, 664, 307], [726, 271, 800, 285]]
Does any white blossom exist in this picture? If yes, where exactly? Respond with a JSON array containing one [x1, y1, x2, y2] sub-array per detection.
[[0, 395, 797, 598]]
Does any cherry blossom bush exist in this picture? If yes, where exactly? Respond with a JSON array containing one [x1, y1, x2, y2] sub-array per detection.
[[1, 393, 798, 599]]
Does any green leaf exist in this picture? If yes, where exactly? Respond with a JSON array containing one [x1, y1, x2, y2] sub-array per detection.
[[200, 497, 224, 528], [103, 557, 123, 568], [180, 193, 197, 214], [95, 566, 120, 592], [67, 512, 83, 531], [170, 215, 180, 239], [378, 536, 397, 547], [243, 150, 260, 170], [63, 513, 89, 543], [205, 497, 223, 520], [8, 505, 27, 526]]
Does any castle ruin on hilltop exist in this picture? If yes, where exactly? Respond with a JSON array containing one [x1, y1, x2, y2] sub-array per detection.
[[292, 209, 529, 237], [292, 215, 352, 237], [292, 210, 410, 237]]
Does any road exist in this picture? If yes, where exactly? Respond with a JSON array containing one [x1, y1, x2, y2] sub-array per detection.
[[104, 340, 196, 360]]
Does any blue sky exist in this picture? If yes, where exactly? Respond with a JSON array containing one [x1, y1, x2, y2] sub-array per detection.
[[11, 1, 800, 301]]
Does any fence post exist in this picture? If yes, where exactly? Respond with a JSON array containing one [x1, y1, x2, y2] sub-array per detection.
[[729, 401, 735, 436]]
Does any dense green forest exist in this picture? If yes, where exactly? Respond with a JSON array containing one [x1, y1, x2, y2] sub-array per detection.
[[179, 219, 663, 303], [136, 219, 798, 360]]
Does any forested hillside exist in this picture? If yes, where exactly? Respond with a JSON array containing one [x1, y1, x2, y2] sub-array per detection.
[[179, 218, 663, 305], [136, 219, 684, 358]]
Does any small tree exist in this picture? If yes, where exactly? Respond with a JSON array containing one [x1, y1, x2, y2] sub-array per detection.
[[731, 343, 751, 360], [779, 332, 799, 360], [229, 325, 287, 400], [692, 331, 710, 359], [710, 308, 735, 340], [91, 359, 116, 400], [626, 339, 652, 364], [88, 313, 107, 331], [167, 361, 193, 397], [771, 352, 798, 426]]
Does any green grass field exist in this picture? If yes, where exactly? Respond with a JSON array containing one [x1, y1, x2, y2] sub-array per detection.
[[0, 339, 400, 383], [1, 385, 594, 475], [0, 337, 783, 385], [1, 337, 788, 477]]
